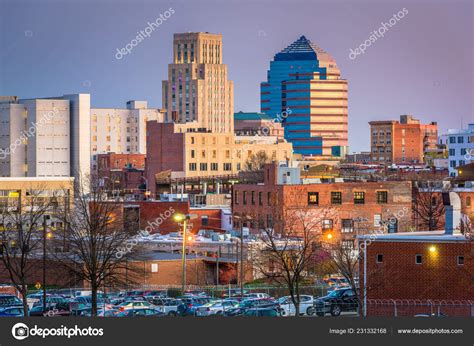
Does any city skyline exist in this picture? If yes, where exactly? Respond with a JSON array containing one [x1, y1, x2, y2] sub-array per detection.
[[0, 0, 472, 153]]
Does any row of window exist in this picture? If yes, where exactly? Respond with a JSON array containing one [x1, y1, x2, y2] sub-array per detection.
[[307, 191, 388, 205], [189, 162, 233, 171], [376, 254, 465, 265]]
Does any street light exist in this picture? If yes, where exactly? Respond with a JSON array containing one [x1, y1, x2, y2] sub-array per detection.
[[232, 215, 251, 298], [173, 213, 197, 293]]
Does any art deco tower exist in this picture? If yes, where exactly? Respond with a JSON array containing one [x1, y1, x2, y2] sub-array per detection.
[[162, 32, 234, 133]]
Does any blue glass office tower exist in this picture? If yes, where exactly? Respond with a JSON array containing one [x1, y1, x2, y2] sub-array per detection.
[[261, 36, 348, 158]]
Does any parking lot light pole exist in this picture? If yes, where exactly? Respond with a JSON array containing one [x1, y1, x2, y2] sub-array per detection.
[[174, 213, 197, 294]]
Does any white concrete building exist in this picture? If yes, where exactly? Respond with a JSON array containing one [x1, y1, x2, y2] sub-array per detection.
[[443, 124, 474, 176], [90, 101, 163, 170]]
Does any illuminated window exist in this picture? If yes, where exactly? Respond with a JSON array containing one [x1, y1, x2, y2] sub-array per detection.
[[354, 192, 365, 204], [308, 192, 319, 205]]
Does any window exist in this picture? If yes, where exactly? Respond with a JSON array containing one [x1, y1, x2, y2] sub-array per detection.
[[223, 163, 232, 171], [243, 191, 247, 205], [466, 197, 471, 207], [331, 191, 342, 205], [234, 191, 239, 205], [376, 254, 383, 263], [354, 192, 365, 204], [415, 254, 422, 264], [189, 163, 196, 171], [341, 219, 354, 233], [322, 219, 333, 230], [457, 136, 464, 144], [211, 163, 218, 171], [191, 136, 195, 144], [251, 191, 255, 205], [449, 136, 456, 144], [457, 256, 464, 265], [201, 216, 208, 226], [388, 218, 398, 233], [190, 150, 195, 158], [308, 192, 319, 205], [267, 192, 272, 206], [374, 214, 382, 227], [266, 214, 273, 228], [200, 163, 207, 171], [376, 191, 388, 204], [258, 192, 263, 206]]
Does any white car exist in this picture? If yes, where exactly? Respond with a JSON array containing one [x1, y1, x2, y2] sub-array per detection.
[[195, 300, 239, 316], [278, 295, 314, 316], [151, 298, 181, 316], [243, 293, 270, 299]]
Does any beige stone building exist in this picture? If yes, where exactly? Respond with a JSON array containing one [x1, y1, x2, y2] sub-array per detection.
[[162, 32, 234, 133]]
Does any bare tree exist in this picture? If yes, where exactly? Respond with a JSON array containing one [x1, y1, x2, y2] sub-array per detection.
[[253, 187, 335, 316], [244, 151, 270, 172], [54, 174, 140, 316], [413, 180, 447, 231], [0, 187, 60, 316]]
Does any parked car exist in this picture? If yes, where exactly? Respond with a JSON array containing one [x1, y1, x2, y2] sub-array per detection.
[[195, 300, 239, 316], [150, 298, 181, 316], [311, 288, 358, 316], [244, 308, 280, 317], [82, 308, 119, 317], [116, 308, 165, 317], [177, 297, 213, 316], [224, 298, 280, 316], [243, 293, 270, 299], [117, 300, 155, 311], [0, 294, 22, 308], [0, 306, 24, 317], [278, 295, 314, 316], [222, 289, 249, 298], [143, 290, 167, 299]]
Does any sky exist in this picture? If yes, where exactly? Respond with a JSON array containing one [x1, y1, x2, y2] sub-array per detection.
[[0, 0, 473, 152]]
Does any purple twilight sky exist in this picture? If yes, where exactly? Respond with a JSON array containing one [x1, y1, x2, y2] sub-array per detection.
[[0, 0, 473, 152]]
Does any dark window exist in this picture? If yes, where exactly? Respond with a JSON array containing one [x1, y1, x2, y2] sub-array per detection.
[[201, 216, 208, 226], [200, 163, 207, 171], [388, 218, 398, 233], [341, 219, 354, 233], [457, 256, 464, 265], [376, 191, 388, 204], [189, 163, 196, 171], [251, 191, 255, 205], [331, 191, 342, 205], [415, 254, 422, 264], [267, 192, 271, 206], [376, 254, 383, 263], [266, 214, 273, 228], [243, 192, 247, 205], [234, 191, 239, 205], [354, 192, 365, 204], [308, 192, 319, 205], [258, 192, 262, 206]]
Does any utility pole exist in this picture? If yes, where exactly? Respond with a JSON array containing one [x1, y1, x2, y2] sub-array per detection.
[[42, 215, 47, 314]]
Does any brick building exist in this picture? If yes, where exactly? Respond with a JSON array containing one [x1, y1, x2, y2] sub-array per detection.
[[97, 153, 146, 193], [232, 163, 413, 243], [359, 192, 473, 317], [369, 115, 438, 165]]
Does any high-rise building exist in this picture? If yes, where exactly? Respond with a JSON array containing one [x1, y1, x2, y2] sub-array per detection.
[[261, 36, 348, 158], [90, 101, 163, 170], [369, 115, 438, 165], [0, 95, 83, 178], [162, 32, 234, 133]]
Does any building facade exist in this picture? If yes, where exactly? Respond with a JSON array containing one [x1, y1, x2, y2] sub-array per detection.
[[232, 163, 413, 243], [91, 101, 163, 170], [261, 36, 348, 158], [146, 122, 293, 196], [162, 32, 234, 133], [0, 94, 90, 179], [369, 115, 438, 165], [443, 124, 474, 176], [234, 112, 285, 138]]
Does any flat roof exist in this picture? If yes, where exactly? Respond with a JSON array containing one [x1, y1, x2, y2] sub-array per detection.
[[0, 177, 74, 182], [357, 230, 468, 242]]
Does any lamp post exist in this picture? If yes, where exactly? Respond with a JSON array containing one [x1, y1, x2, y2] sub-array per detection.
[[42, 215, 52, 314], [174, 213, 197, 293]]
